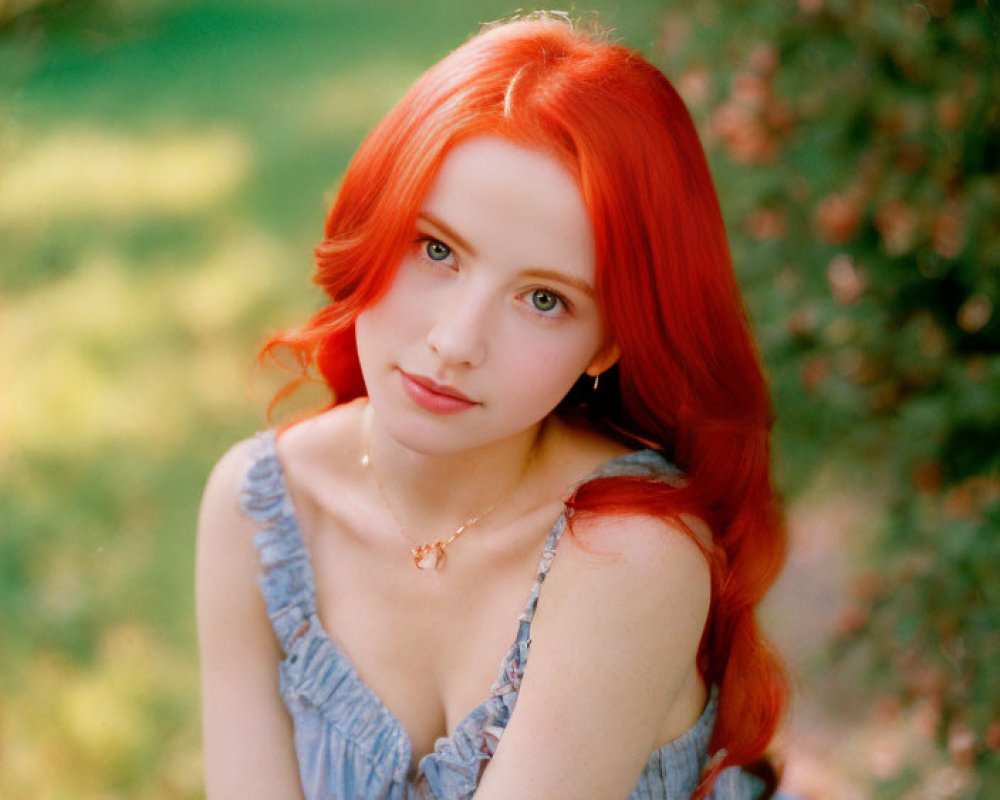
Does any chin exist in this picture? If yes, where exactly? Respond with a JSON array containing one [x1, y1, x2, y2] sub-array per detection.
[[387, 419, 481, 457], [372, 393, 470, 451]]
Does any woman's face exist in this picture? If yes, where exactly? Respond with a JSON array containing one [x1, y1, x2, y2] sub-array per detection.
[[355, 135, 618, 455]]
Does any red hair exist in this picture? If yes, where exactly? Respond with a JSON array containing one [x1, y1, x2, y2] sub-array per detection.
[[261, 14, 788, 795]]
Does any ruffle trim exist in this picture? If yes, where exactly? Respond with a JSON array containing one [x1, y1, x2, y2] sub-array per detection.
[[280, 622, 412, 782], [413, 631, 525, 797], [238, 431, 411, 780], [238, 431, 318, 652]]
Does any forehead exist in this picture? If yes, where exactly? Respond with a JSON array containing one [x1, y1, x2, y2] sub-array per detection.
[[419, 136, 595, 280]]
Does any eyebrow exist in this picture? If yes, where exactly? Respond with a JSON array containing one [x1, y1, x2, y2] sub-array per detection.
[[417, 211, 478, 257], [521, 268, 595, 299], [416, 211, 596, 299]]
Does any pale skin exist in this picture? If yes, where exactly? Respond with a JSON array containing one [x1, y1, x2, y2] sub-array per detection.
[[197, 136, 711, 799]]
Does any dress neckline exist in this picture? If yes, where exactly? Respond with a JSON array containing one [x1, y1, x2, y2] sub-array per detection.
[[244, 429, 699, 786]]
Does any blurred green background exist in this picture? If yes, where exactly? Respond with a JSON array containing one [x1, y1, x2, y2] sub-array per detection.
[[1, 1, 997, 798]]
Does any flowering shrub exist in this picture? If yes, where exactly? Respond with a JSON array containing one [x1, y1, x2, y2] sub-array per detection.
[[658, 0, 999, 796]]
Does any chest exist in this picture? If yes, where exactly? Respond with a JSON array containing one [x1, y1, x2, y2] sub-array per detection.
[[301, 500, 559, 774]]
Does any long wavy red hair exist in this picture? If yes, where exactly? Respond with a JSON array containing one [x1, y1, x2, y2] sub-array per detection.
[[261, 14, 788, 796]]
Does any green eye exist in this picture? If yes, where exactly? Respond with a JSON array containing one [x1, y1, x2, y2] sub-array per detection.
[[425, 240, 452, 261], [531, 290, 560, 313]]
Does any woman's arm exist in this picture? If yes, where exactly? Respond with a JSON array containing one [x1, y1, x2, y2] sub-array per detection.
[[196, 441, 306, 800], [473, 512, 712, 800]]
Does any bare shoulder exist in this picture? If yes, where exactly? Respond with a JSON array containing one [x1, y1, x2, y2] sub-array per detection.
[[531, 430, 714, 742], [196, 436, 307, 798], [195, 431, 283, 649], [198, 436, 263, 544], [197, 397, 368, 540], [475, 510, 711, 797], [547, 511, 711, 630], [195, 434, 275, 633]]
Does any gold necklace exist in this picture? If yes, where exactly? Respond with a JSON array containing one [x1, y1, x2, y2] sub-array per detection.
[[361, 403, 537, 570]]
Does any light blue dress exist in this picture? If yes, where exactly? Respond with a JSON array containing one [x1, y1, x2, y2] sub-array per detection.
[[239, 430, 768, 800]]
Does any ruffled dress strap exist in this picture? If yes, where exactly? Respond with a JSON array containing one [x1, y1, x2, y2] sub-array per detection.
[[237, 430, 318, 654], [237, 430, 414, 791]]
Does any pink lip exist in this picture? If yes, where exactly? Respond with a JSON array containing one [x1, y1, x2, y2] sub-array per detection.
[[402, 371, 476, 403], [399, 370, 478, 414]]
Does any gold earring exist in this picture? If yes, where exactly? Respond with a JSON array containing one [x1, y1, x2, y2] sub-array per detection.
[[592, 372, 600, 391]]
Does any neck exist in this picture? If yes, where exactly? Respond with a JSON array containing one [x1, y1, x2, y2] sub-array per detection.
[[362, 403, 544, 534]]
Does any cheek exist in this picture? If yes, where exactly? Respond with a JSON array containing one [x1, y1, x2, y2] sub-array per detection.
[[356, 276, 426, 348], [497, 331, 598, 407], [355, 305, 401, 373]]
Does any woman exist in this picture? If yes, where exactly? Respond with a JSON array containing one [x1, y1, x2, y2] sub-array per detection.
[[197, 13, 788, 800]]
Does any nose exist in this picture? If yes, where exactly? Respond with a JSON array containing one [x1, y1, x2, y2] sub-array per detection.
[[425, 280, 490, 369]]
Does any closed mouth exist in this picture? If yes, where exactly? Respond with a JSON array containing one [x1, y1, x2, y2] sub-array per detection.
[[401, 371, 477, 403]]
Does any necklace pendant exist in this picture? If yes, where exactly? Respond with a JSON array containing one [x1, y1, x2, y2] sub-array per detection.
[[412, 543, 445, 571]]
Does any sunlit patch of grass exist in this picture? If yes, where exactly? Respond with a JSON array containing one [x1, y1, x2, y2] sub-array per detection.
[[0, 624, 202, 799], [0, 125, 252, 228], [1, 226, 292, 459]]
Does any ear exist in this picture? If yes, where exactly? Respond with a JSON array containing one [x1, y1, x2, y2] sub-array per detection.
[[585, 340, 620, 377]]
